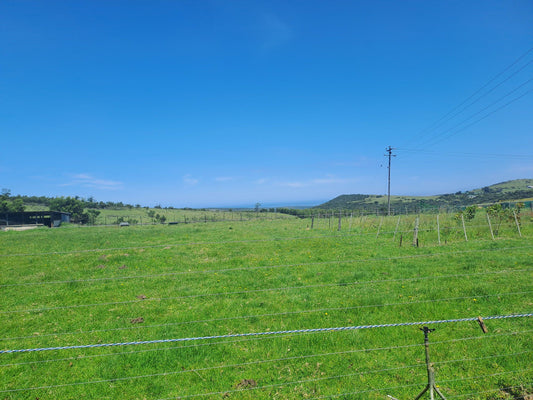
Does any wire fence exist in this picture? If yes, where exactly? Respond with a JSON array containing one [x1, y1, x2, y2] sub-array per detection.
[[1, 313, 531, 355], [1, 318, 531, 398], [2, 214, 532, 399], [2, 209, 531, 259]]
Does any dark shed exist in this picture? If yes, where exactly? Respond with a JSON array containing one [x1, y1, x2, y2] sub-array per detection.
[[0, 211, 71, 227]]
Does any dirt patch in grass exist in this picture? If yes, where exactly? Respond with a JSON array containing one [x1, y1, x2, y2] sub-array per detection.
[[235, 379, 257, 389]]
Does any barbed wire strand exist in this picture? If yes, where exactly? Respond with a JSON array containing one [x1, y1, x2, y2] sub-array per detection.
[[2, 290, 530, 342], [15, 350, 530, 395], [0, 358, 429, 394], [1, 313, 531, 355], [2, 243, 531, 288], [157, 368, 533, 400], [308, 369, 533, 400], [3, 268, 530, 315]]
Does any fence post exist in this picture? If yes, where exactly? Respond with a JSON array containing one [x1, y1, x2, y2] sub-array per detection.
[[513, 210, 522, 237], [376, 216, 383, 238], [413, 217, 419, 247], [338, 212, 342, 231], [486, 213, 495, 240], [461, 214, 468, 242], [412, 327, 448, 400], [311, 215, 314, 229], [436, 214, 441, 245], [349, 212, 353, 231], [393, 216, 400, 241]]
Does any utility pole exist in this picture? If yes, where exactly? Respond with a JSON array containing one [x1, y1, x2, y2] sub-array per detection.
[[385, 146, 396, 216]]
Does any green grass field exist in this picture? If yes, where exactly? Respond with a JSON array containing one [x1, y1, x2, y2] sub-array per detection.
[[92, 208, 291, 226], [1, 212, 532, 399]]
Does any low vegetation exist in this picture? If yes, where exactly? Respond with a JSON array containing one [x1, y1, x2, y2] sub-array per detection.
[[1, 209, 531, 399], [317, 179, 533, 214]]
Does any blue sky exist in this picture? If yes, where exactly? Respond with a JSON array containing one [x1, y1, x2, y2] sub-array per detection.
[[1, 1, 532, 207]]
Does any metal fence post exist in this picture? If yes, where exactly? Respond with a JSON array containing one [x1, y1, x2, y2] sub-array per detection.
[[413, 327, 447, 400]]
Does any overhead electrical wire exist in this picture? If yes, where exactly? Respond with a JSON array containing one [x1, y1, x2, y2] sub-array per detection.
[[415, 84, 533, 149], [401, 46, 533, 151]]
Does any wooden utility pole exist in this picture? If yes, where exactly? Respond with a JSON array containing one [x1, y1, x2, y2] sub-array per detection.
[[385, 146, 396, 216]]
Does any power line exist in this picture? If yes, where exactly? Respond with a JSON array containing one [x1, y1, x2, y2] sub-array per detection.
[[396, 148, 533, 160], [385, 146, 396, 216], [415, 79, 533, 149], [404, 46, 533, 148]]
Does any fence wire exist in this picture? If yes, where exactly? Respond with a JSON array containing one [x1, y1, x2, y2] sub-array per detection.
[[2, 290, 530, 342], [1, 313, 530, 354], [3, 328, 531, 368], [3, 268, 529, 315], [2, 243, 531, 288]]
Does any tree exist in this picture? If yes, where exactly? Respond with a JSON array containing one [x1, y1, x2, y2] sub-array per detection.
[[455, 205, 477, 222], [86, 209, 101, 224], [49, 196, 88, 223], [0, 189, 25, 212]]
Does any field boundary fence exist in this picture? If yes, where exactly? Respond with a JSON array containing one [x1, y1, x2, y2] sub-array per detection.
[[303, 208, 532, 246], [1, 313, 530, 354], [1, 314, 531, 399]]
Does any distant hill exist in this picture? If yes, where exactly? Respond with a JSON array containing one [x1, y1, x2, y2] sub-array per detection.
[[315, 179, 533, 213]]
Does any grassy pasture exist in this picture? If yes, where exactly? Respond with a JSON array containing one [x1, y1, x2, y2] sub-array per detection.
[[0, 213, 532, 399], [93, 208, 290, 226]]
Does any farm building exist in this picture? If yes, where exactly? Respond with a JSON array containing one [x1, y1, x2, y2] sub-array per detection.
[[0, 211, 71, 228]]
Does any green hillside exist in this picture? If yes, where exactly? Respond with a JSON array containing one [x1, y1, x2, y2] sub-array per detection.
[[316, 179, 533, 213]]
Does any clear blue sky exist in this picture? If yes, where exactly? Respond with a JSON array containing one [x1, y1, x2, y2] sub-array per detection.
[[1, 1, 532, 207]]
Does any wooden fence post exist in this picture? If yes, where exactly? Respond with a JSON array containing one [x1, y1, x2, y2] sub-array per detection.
[[393, 216, 401, 241], [486, 213, 495, 240], [513, 210, 522, 237], [413, 217, 419, 247], [376, 216, 383, 238], [461, 214, 468, 242], [437, 214, 441, 245], [338, 212, 342, 231]]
